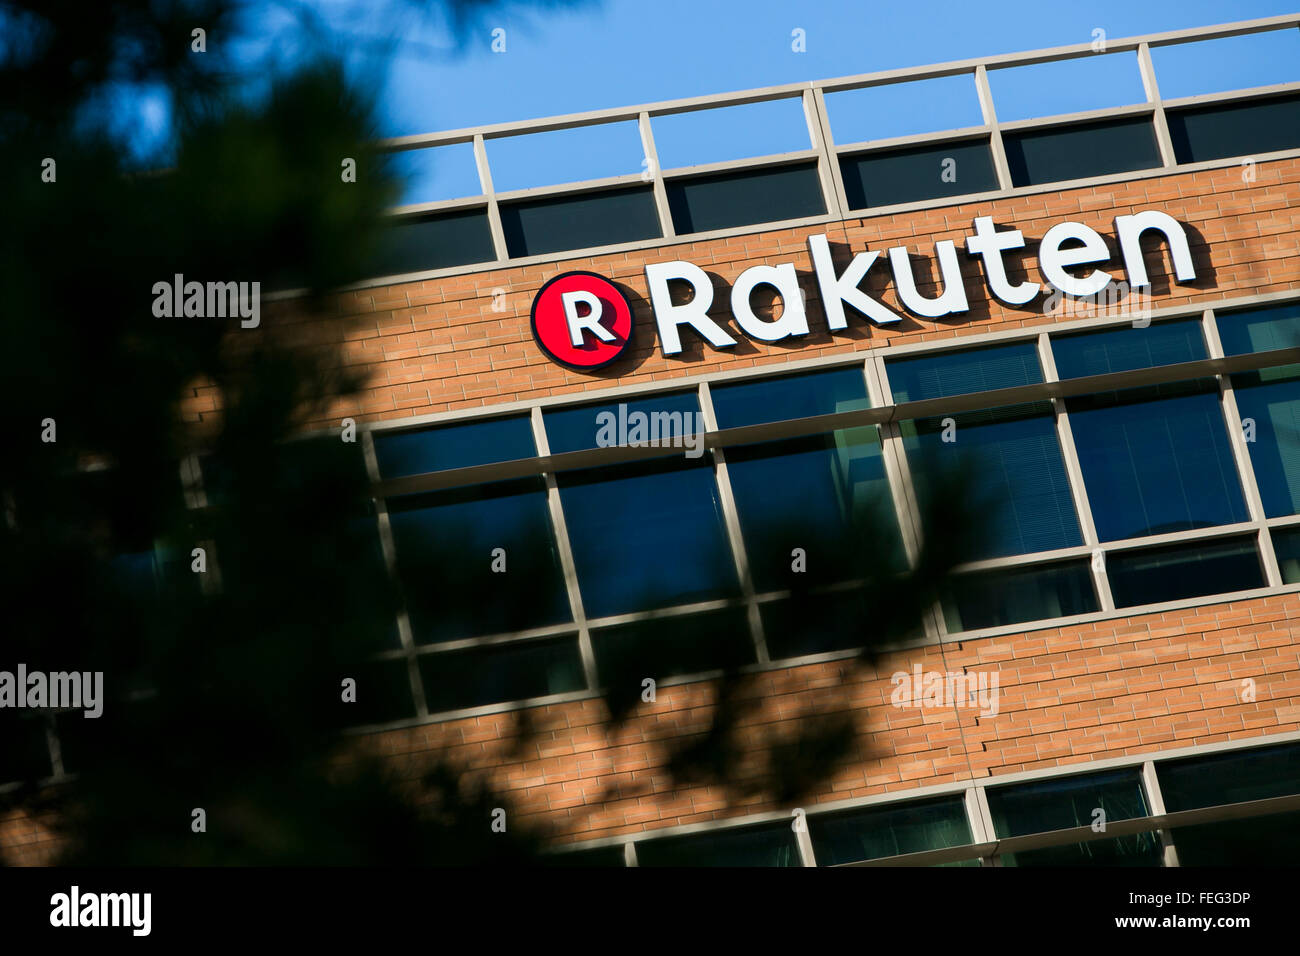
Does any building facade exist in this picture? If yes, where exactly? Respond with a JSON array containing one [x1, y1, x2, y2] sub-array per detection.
[[6, 15, 1300, 866]]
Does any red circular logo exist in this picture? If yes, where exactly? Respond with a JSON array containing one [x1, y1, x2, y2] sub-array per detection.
[[531, 271, 633, 370]]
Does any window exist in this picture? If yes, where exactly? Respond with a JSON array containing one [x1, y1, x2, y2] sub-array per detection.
[[1271, 527, 1300, 584], [809, 795, 973, 865], [1157, 742, 1300, 811], [1217, 301, 1300, 356], [711, 366, 869, 428], [544, 392, 701, 456], [887, 341, 1043, 403], [726, 432, 900, 591], [1230, 366, 1300, 517], [943, 561, 1097, 633], [373, 415, 536, 479], [1157, 742, 1300, 866], [387, 479, 571, 643], [1051, 319, 1206, 379], [902, 404, 1081, 561], [557, 458, 739, 618], [635, 822, 801, 866], [1167, 93, 1300, 164], [665, 162, 825, 234], [419, 637, 586, 712], [840, 139, 999, 210], [890, 343, 1079, 562], [760, 588, 873, 660], [1066, 380, 1247, 541], [985, 769, 1161, 866], [1107, 537, 1264, 608], [366, 209, 496, 278], [1002, 117, 1161, 187], [592, 608, 754, 690], [713, 368, 902, 591], [499, 186, 661, 258]]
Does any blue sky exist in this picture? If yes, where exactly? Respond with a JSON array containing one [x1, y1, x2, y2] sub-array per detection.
[[281, 0, 1300, 203]]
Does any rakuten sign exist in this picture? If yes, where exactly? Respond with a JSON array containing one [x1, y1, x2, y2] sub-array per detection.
[[644, 210, 1196, 355]]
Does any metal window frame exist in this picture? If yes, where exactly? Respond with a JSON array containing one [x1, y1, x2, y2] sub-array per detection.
[[323, 15, 1300, 289], [540, 731, 1300, 866], [348, 291, 1300, 729]]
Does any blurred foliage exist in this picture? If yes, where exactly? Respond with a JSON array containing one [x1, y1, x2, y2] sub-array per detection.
[[0, 0, 981, 865]]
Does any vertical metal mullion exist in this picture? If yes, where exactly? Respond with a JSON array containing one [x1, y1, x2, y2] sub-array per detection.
[[970, 785, 1002, 867], [974, 65, 1013, 190], [699, 381, 770, 665], [1137, 42, 1177, 168], [804, 86, 847, 220], [1037, 332, 1115, 611], [638, 112, 676, 240], [1203, 310, 1283, 586], [866, 354, 942, 642], [361, 428, 429, 718], [794, 813, 818, 866], [1140, 759, 1180, 867], [473, 133, 509, 262], [530, 406, 598, 688]]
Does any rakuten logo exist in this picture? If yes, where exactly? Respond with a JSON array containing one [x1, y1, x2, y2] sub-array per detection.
[[531, 209, 1197, 367], [530, 270, 634, 369]]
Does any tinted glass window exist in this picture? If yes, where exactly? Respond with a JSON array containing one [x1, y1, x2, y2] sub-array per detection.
[[592, 608, 754, 691], [1167, 93, 1300, 164], [1217, 301, 1300, 356], [666, 162, 825, 234], [1170, 812, 1300, 866], [500, 186, 661, 258], [1271, 527, 1300, 584], [544, 392, 701, 456], [1003, 117, 1161, 187], [943, 560, 1098, 632], [373, 416, 536, 479], [387, 478, 571, 643], [1156, 742, 1300, 812], [902, 404, 1082, 561], [558, 459, 739, 618], [759, 589, 875, 660], [887, 342, 1042, 403], [840, 138, 998, 210], [726, 429, 901, 592], [711, 367, 869, 429], [635, 823, 801, 866], [1067, 381, 1246, 541], [1107, 537, 1264, 608], [1052, 319, 1206, 379], [810, 795, 973, 865], [1231, 366, 1300, 518], [366, 209, 496, 277], [419, 637, 586, 712], [986, 769, 1161, 866]]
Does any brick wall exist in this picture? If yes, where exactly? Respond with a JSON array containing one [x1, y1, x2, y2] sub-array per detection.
[[362, 593, 1300, 846], [7, 159, 1299, 864], [199, 156, 1300, 431]]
